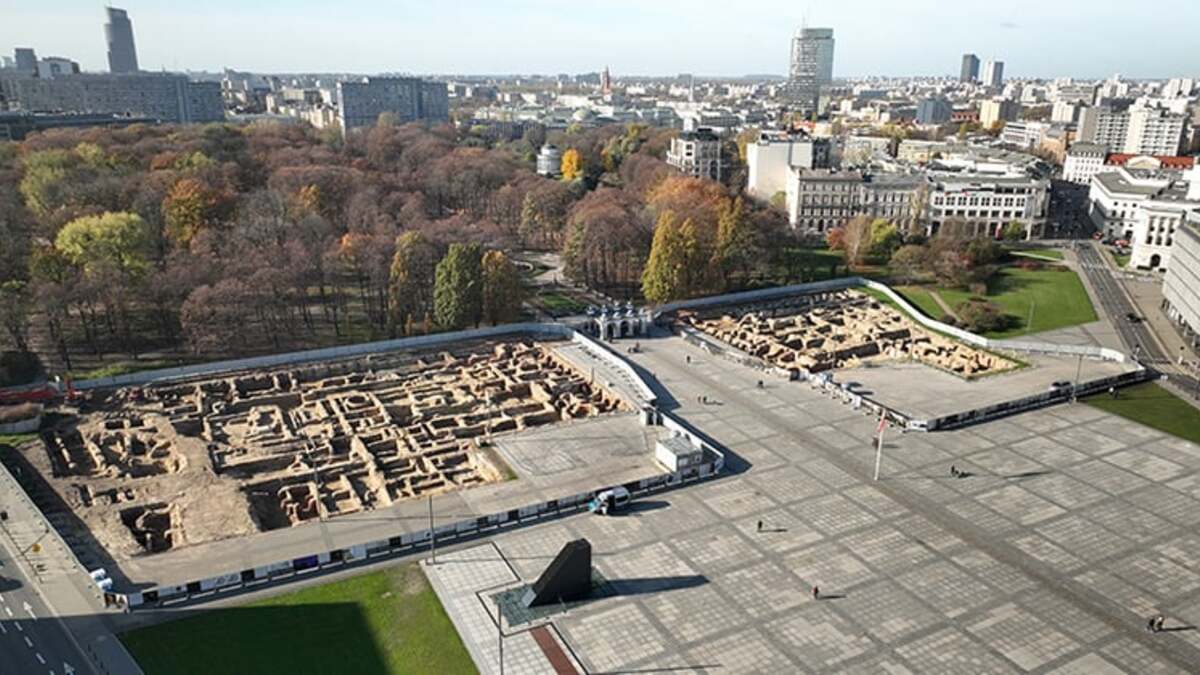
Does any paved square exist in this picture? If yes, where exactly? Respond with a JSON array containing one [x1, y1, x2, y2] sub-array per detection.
[[420, 334, 1200, 674]]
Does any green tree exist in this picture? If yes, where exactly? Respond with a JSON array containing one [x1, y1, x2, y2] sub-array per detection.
[[55, 212, 151, 278], [19, 149, 73, 218], [481, 250, 524, 325], [889, 245, 929, 284], [433, 243, 483, 330], [869, 220, 903, 259], [388, 231, 439, 333], [641, 213, 695, 304], [714, 197, 755, 288], [1001, 221, 1026, 241]]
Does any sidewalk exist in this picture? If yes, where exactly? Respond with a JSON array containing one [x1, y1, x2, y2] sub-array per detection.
[[0, 462, 144, 675]]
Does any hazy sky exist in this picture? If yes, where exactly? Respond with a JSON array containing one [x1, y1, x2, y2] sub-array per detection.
[[3, 0, 1198, 79]]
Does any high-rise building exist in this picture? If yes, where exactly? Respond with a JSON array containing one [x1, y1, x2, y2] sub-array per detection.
[[335, 76, 449, 131], [104, 7, 140, 73], [979, 98, 1020, 127], [917, 97, 952, 125], [959, 54, 980, 83], [14, 48, 37, 74], [600, 66, 611, 96], [982, 59, 1004, 88], [1078, 105, 1187, 156], [788, 27, 835, 115], [2, 73, 223, 124]]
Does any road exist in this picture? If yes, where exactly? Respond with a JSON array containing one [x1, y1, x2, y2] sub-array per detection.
[[0, 521, 94, 675], [1075, 242, 1200, 395]]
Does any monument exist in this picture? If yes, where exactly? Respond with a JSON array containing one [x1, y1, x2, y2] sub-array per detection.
[[521, 538, 592, 607]]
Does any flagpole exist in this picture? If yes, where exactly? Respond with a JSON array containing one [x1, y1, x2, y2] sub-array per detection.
[[873, 412, 885, 481]]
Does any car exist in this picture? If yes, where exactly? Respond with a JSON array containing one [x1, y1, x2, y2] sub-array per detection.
[[1126, 313, 1141, 323], [1049, 380, 1072, 391], [588, 487, 631, 516]]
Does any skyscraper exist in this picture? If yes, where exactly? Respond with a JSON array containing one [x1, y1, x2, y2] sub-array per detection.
[[104, 7, 139, 73], [14, 48, 37, 74], [959, 54, 980, 83], [788, 27, 835, 115], [982, 59, 1004, 88]]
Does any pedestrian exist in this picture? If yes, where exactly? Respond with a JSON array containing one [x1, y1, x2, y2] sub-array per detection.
[[812, 585, 820, 600], [1155, 615, 1166, 632], [1109, 386, 1117, 399], [686, 355, 691, 365], [756, 520, 763, 533], [950, 464, 959, 478], [757, 380, 764, 389]]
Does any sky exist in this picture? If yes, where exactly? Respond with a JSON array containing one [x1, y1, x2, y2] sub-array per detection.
[[2, 0, 1198, 80]]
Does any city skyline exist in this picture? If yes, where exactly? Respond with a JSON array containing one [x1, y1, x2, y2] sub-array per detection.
[[2, 0, 1198, 79]]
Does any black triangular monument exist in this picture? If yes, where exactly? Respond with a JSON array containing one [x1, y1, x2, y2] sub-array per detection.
[[521, 538, 592, 607]]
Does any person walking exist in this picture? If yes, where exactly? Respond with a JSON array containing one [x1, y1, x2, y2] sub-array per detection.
[[756, 520, 763, 533], [812, 585, 820, 600], [1155, 615, 1166, 632], [950, 465, 959, 478]]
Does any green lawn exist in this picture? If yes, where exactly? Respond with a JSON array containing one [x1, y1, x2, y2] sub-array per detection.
[[1011, 248, 1064, 261], [121, 564, 476, 675], [777, 247, 849, 282], [934, 267, 1097, 339], [68, 360, 176, 381], [0, 433, 38, 448], [1084, 382, 1200, 445], [1110, 250, 1131, 268], [893, 286, 945, 320], [537, 291, 587, 315]]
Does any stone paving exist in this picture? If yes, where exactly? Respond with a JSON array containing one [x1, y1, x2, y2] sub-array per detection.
[[426, 334, 1200, 674]]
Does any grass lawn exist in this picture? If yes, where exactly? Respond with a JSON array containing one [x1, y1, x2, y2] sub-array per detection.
[[1011, 248, 1064, 261], [68, 360, 176, 381], [777, 247, 849, 282], [0, 433, 38, 448], [1110, 250, 1131, 268], [934, 267, 1097, 339], [121, 564, 476, 675], [1084, 382, 1200, 445], [537, 291, 587, 315], [893, 285, 945, 320]]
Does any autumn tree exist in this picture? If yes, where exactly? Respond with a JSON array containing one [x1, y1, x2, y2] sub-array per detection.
[[433, 243, 483, 330], [481, 250, 524, 325], [840, 215, 875, 268], [641, 214, 691, 304], [889, 245, 929, 284], [55, 212, 151, 278], [387, 231, 439, 334], [560, 148, 584, 181], [162, 178, 228, 246]]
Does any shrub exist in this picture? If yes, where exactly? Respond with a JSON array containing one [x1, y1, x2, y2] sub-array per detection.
[[0, 351, 43, 387], [955, 300, 1012, 334]]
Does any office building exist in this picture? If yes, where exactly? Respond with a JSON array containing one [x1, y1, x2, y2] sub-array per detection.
[[746, 130, 831, 200], [335, 76, 449, 131], [927, 172, 1049, 239], [1051, 100, 1081, 124], [916, 97, 952, 125], [785, 170, 924, 233], [3, 73, 224, 124], [666, 127, 723, 182], [982, 59, 1004, 88], [960, 54, 980, 83], [980, 99, 1020, 127], [104, 7, 139, 73], [788, 27, 835, 115], [1078, 105, 1187, 156], [1087, 166, 1200, 267], [1000, 121, 1050, 150], [14, 48, 37, 74], [1163, 208, 1200, 347], [1062, 142, 1108, 185]]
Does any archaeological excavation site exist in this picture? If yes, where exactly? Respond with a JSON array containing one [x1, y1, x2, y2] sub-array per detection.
[[679, 289, 1017, 377], [16, 339, 627, 561]]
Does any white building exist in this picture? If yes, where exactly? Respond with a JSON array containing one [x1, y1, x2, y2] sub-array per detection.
[[1163, 209, 1200, 347], [1088, 166, 1200, 270], [980, 99, 1020, 127], [746, 130, 830, 201], [982, 60, 1004, 88], [1051, 100, 1080, 124], [784, 170, 923, 233], [1062, 142, 1108, 185], [1078, 105, 1188, 156], [536, 144, 562, 177], [927, 172, 1049, 239], [1000, 121, 1050, 150], [666, 128, 723, 182]]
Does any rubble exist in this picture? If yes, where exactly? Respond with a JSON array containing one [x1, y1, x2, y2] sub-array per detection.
[[20, 339, 625, 560], [681, 290, 1016, 377]]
